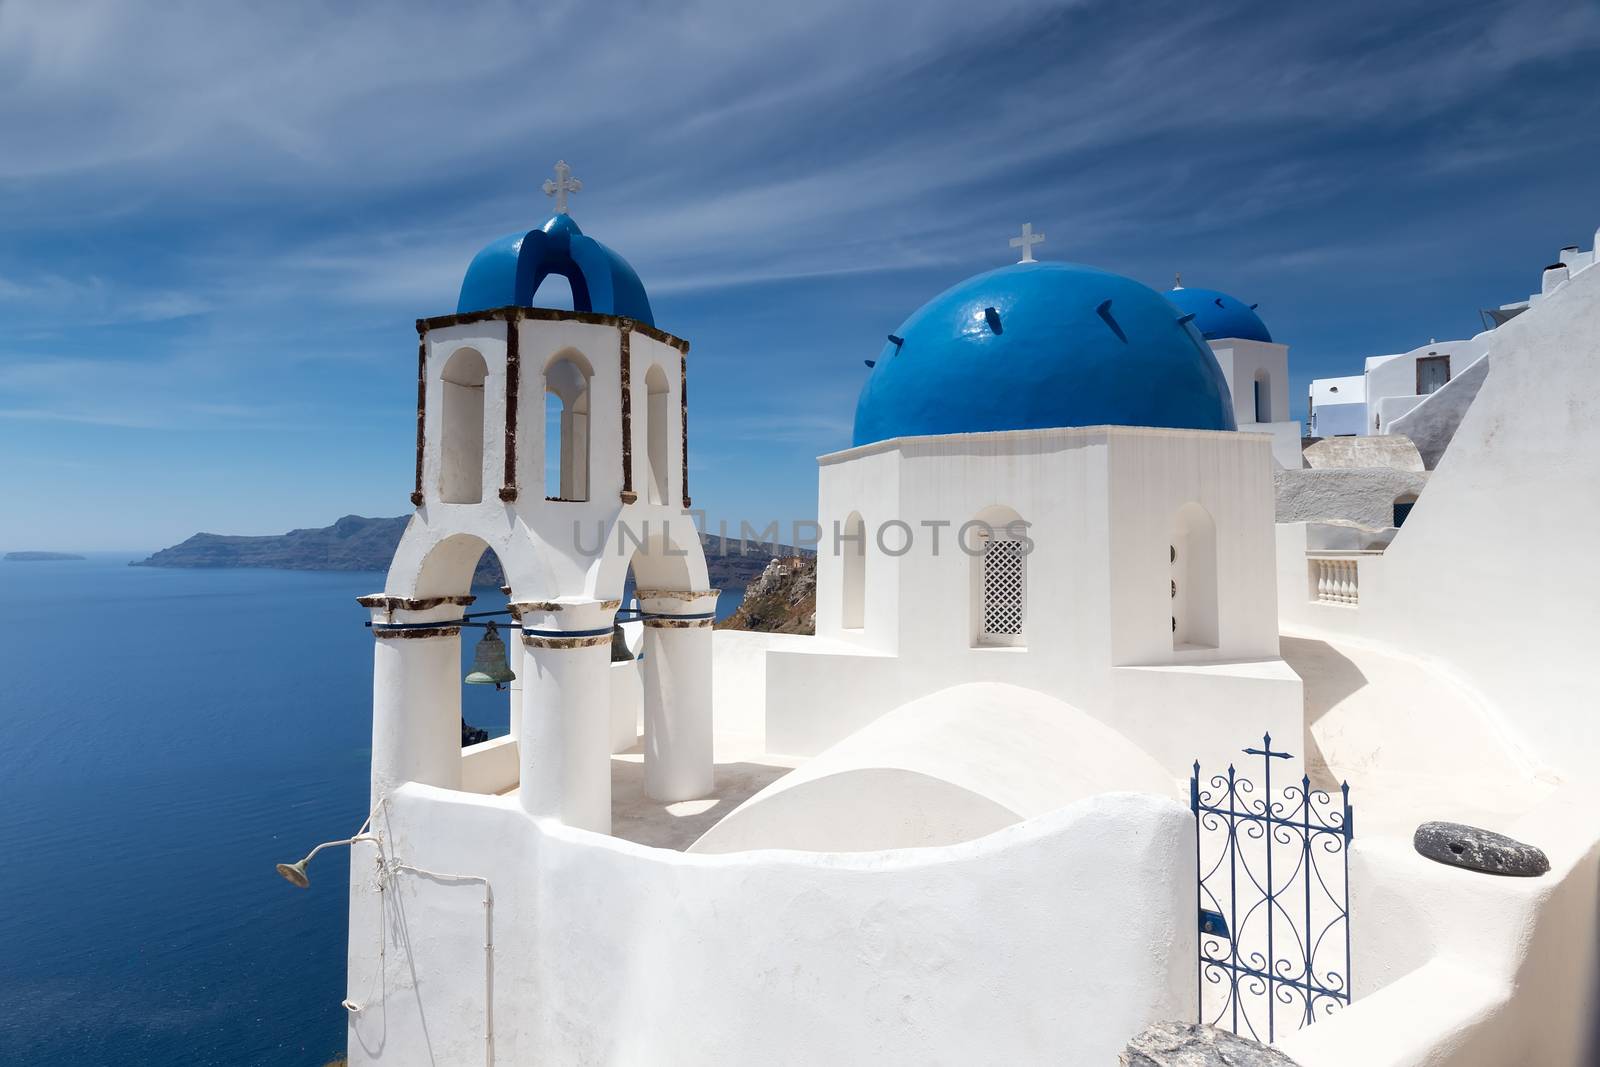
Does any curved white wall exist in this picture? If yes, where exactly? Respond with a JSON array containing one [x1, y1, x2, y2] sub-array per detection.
[[347, 785, 1194, 1067], [691, 682, 1175, 853]]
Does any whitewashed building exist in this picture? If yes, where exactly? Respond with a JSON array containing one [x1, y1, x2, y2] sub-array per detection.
[[277, 178, 1600, 1065]]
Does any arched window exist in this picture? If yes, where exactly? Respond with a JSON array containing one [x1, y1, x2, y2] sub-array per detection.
[[1253, 370, 1272, 423], [645, 364, 670, 505], [544, 350, 592, 501], [1392, 492, 1419, 528], [970, 506, 1027, 648], [840, 511, 865, 630], [440, 348, 488, 504], [1171, 502, 1218, 650]]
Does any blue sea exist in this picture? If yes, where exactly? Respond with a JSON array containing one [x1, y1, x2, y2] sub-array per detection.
[[0, 556, 741, 1064]]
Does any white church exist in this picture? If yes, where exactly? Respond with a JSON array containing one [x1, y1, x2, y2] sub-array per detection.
[[282, 165, 1600, 1065]]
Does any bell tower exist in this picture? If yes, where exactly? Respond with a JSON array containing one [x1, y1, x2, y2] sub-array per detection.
[[360, 165, 716, 834]]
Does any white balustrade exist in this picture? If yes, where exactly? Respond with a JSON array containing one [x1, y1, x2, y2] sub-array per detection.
[[1310, 557, 1360, 606]]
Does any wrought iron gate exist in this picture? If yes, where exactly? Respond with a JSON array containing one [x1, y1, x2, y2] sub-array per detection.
[[1191, 735, 1354, 1041]]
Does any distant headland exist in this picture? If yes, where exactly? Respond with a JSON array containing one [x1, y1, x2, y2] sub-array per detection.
[[5, 551, 86, 561], [133, 514, 805, 588]]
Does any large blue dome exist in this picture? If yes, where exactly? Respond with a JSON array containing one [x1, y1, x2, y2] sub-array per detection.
[[1163, 285, 1270, 343], [457, 213, 654, 324], [852, 262, 1236, 448]]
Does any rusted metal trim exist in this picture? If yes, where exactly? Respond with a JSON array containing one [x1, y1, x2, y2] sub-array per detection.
[[519, 632, 612, 650], [619, 490, 638, 504], [619, 327, 634, 497], [417, 306, 689, 353], [500, 312, 521, 502], [643, 617, 713, 629], [357, 594, 477, 612], [680, 348, 691, 508], [412, 335, 427, 507], [634, 588, 719, 602], [375, 625, 461, 640]]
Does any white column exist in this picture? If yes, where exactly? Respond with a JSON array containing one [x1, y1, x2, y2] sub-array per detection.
[[367, 607, 465, 808], [507, 634, 525, 741], [515, 598, 618, 833], [638, 589, 717, 802]]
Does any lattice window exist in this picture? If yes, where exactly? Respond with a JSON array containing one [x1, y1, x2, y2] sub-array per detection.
[[981, 538, 1026, 640]]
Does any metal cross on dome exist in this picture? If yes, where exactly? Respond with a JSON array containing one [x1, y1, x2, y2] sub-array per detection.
[[543, 160, 583, 214], [1010, 222, 1044, 263]]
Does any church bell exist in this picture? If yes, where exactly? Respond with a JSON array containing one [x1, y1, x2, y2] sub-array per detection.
[[464, 621, 516, 688]]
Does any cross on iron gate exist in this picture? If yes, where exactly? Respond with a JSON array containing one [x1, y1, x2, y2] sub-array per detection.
[[1191, 734, 1354, 1042]]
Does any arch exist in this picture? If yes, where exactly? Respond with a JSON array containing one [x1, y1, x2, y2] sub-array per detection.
[[645, 364, 670, 505], [544, 348, 593, 502], [1171, 502, 1218, 650], [969, 504, 1027, 648], [531, 272, 576, 311], [1392, 492, 1419, 528], [840, 511, 866, 630], [440, 347, 488, 503], [1253, 369, 1272, 424]]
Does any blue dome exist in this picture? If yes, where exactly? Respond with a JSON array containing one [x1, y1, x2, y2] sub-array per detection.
[[457, 213, 654, 324], [852, 262, 1236, 448], [1163, 286, 1271, 343]]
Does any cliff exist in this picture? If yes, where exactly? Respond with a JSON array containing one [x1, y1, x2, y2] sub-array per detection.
[[716, 555, 816, 634], [133, 514, 804, 590]]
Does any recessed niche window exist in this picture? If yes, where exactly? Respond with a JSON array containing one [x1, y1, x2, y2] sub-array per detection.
[[1171, 503, 1218, 650], [439, 347, 488, 504], [840, 511, 865, 630], [1253, 370, 1272, 423]]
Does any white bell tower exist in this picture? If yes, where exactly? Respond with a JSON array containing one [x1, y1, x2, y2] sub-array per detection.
[[360, 166, 716, 834]]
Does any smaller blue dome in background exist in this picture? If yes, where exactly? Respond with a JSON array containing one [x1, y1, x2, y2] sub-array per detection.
[[457, 213, 654, 324], [852, 262, 1237, 448], [1163, 285, 1271, 343]]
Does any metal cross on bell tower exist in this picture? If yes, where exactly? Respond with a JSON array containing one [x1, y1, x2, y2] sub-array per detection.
[[1009, 222, 1044, 263], [543, 160, 583, 214]]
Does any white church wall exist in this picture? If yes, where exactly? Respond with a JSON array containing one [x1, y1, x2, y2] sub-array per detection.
[[347, 784, 1196, 1067], [774, 426, 1299, 769], [815, 445, 901, 653], [1211, 339, 1291, 427]]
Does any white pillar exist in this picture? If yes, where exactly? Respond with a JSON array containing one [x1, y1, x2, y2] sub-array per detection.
[[515, 598, 617, 833], [366, 603, 465, 808], [638, 589, 717, 802]]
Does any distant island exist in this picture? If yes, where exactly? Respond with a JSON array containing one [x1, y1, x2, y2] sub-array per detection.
[[5, 551, 86, 561], [133, 514, 808, 589]]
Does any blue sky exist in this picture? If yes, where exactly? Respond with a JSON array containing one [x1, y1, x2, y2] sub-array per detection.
[[3, 0, 1599, 552]]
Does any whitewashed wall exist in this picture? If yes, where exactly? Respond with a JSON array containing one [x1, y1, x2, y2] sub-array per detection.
[[774, 425, 1299, 775], [346, 785, 1195, 1067], [1276, 261, 1600, 775]]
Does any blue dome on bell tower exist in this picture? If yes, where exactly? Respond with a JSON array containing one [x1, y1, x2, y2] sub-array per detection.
[[457, 211, 654, 325], [852, 261, 1237, 448]]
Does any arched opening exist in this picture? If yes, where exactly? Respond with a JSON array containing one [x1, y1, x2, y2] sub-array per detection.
[[531, 272, 576, 311], [1392, 492, 1419, 528], [841, 511, 865, 630], [1253, 369, 1272, 423], [544, 349, 592, 502], [1171, 503, 1218, 650], [645, 364, 670, 505], [970, 505, 1027, 648], [439, 348, 488, 504]]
